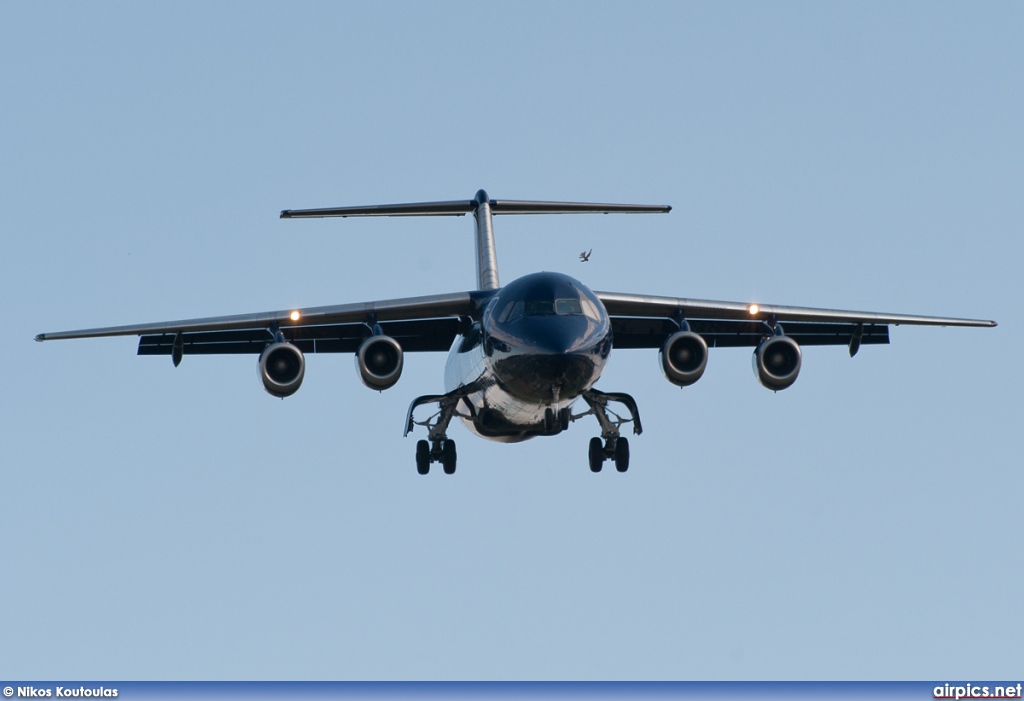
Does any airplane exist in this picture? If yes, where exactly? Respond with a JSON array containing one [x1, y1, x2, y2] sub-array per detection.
[[580, 249, 592, 262], [36, 189, 996, 475]]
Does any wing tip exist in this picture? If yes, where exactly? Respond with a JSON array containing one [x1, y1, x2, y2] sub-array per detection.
[[34, 333, 45, 342]]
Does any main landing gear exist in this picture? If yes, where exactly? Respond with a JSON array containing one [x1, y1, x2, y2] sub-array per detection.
[[405, 383, 478, 476], [588, 436, 630, 473], [580, 389, 642, 473], [416, 438, 457, 475]]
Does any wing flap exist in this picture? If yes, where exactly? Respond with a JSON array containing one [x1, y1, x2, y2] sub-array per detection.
[[137, 318, 461, 356]]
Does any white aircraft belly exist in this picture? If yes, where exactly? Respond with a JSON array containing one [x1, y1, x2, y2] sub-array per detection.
[[443, 335, 577, 443]]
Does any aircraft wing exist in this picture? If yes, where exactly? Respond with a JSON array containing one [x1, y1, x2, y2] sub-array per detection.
[[35, 291, 493, 357], [597, 291, 996, 353]]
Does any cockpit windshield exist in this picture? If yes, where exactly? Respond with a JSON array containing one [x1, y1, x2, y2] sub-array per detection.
[[525, 300, 553, 316], [499, 298, 588, 323], [555, 299, 582, 315]]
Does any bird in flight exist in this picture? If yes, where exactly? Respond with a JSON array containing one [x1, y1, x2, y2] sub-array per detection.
[[579, 249, 592, 262]]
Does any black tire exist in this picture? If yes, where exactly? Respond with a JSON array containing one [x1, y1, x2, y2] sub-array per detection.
[[559, 408, 570, 432], [416, 440, 430, 475], [588, 437, 604, 473], [441, 439, 457, 475], [544, 407, 555, 433], [614, 437, 630, 472]]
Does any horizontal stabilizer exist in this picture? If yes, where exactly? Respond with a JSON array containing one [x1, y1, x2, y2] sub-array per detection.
[[489, 200, 671, 215], [281, 200, 475, 218], [281, 191, 671, 219]]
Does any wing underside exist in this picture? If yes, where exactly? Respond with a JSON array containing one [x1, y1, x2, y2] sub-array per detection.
[[610, 317, 890, 349]]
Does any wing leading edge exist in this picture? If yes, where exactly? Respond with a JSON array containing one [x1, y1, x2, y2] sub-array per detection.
[[598, 291, 995, 352], [597, 292, 997, 328], [36, 290, 494, 357]]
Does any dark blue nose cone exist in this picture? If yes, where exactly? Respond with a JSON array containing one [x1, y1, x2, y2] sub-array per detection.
[[483, 271, 612, 403]]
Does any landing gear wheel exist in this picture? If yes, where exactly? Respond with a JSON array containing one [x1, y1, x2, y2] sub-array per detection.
[[416, 440, 430, 475], [441, 439, 457, 475], [559, 407, 570, 432], [544, 407, 556, 434], [614, 436, 630, 472], [588, 437, 604, 473]]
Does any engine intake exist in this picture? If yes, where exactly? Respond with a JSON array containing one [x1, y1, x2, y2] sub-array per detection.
[[660, 330, 708, 387], [753, 335, 801, 391], [357, 335, 404, 390], [259, 342, 305, 398]]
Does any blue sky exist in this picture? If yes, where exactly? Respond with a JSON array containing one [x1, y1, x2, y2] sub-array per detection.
[[2, 1, 1021, 680]]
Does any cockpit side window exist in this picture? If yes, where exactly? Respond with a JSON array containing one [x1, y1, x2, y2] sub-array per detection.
[[498, 300, 526, 322], [502, 301, 525, 322], [497, 301, 515, 323]]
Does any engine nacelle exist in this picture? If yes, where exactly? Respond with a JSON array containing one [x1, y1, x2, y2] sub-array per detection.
[[357, 335, 404, 390], [660, 330, 708, 387], [259, 342, 305, 398], [753, 335, 802, 391]]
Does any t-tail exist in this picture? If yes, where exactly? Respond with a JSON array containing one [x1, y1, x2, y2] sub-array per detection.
[[280, 189, 671, 291]]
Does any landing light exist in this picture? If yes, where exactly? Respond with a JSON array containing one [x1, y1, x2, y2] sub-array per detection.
[[748, 304, 760, 316], [290, 310, 301, 322]]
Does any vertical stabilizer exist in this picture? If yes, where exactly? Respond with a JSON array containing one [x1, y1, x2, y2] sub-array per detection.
[[472, 190, 500, 290]]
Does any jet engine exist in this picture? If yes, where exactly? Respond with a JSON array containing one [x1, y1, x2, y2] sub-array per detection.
[[752, 334, 802, 391], [660, 330, 708, 387], [259, 342, 305, 398], [357, 335, 404, 390]]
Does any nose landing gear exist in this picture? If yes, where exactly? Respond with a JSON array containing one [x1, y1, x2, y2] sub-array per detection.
[[543, 406, 572, 435]]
